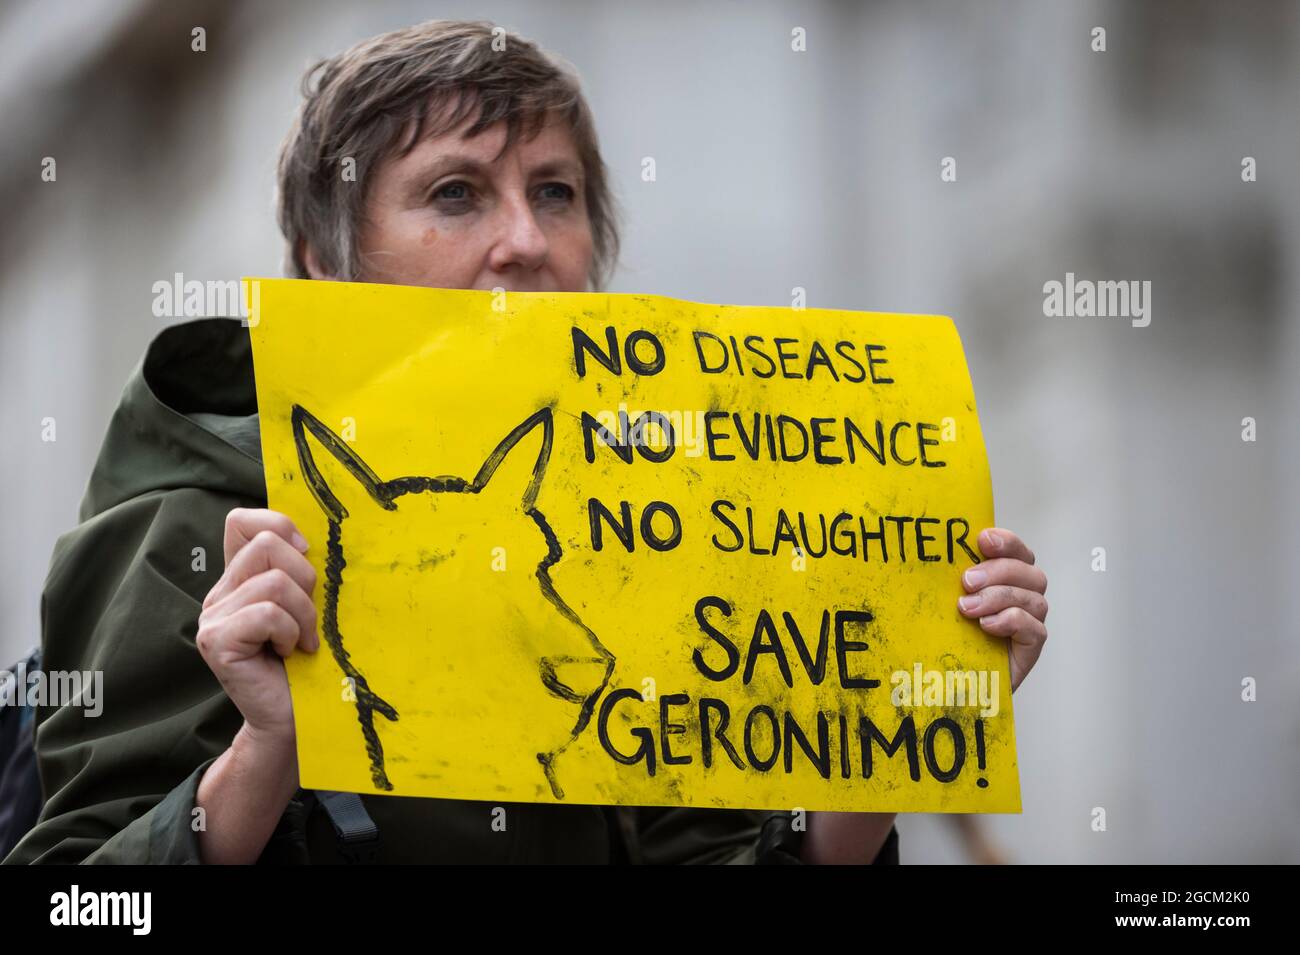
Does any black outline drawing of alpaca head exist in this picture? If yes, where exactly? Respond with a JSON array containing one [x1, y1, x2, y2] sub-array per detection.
[[291, 403, 615, 799]]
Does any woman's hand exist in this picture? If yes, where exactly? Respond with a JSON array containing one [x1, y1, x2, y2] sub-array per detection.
[[194, 507, 319, 864], [196, 508, 320, 742], [804, 527, 1048, 864], [956, 526, 1048, 691]]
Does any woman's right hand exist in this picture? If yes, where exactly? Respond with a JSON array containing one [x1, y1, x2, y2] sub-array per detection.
[[196, 508, 320, 745]]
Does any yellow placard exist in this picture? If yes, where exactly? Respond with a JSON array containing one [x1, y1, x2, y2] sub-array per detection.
[[246, 278, 1019, 813]]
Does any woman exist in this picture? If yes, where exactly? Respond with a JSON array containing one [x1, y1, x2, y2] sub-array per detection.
[[5, 20, 1047, 865]]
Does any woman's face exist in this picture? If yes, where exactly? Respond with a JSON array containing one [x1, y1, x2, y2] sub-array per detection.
[[321, 108, 594, 293]]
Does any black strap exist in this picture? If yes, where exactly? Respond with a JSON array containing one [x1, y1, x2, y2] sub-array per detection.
[[315, 790, 380, 864], [0, 647, 44, 859]]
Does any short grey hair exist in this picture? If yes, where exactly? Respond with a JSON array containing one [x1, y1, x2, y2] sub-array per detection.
[[276, 19, 620, 289]]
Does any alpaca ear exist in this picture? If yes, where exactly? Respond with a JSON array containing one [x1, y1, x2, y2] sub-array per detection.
[[292, 404, 394, 520], [473, 407, 553, 508]]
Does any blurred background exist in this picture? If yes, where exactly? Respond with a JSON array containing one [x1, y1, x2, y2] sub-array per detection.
[[1, 0, 1296, 863]]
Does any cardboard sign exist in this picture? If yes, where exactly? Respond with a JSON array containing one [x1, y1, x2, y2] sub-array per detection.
[[246, 278, 1020, 813]]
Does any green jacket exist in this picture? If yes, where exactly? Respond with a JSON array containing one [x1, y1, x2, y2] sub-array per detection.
[[4, 318, 899, 865]]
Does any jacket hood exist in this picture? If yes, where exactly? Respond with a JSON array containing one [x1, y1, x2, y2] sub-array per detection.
[[79, 318, 266, 520]]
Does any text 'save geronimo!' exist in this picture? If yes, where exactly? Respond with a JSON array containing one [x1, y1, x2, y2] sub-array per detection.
[[246, 278, 1021, 813]]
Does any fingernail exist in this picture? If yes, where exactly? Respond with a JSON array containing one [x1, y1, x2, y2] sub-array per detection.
[[984, 531, 1002, 550], [292, 532, 309, 552], [958, 595, 981, 612], [979, 615, 996, 628], [964, 568, 987, 589]]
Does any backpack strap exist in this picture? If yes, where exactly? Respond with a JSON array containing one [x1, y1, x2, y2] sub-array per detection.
[[0, 646, 44, 860], [314, 790, 380, 864]]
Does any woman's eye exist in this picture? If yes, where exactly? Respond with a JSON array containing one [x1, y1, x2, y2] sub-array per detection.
[[432, 181, 472, 203], [537, 182, 575, 203]]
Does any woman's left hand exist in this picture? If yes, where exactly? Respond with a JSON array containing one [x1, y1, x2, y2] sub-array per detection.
[[956, 527, 1049, 691], [804, 526, 1050, 864]]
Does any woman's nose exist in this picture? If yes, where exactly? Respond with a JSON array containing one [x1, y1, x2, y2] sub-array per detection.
[[487, 196, 549, 273]]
